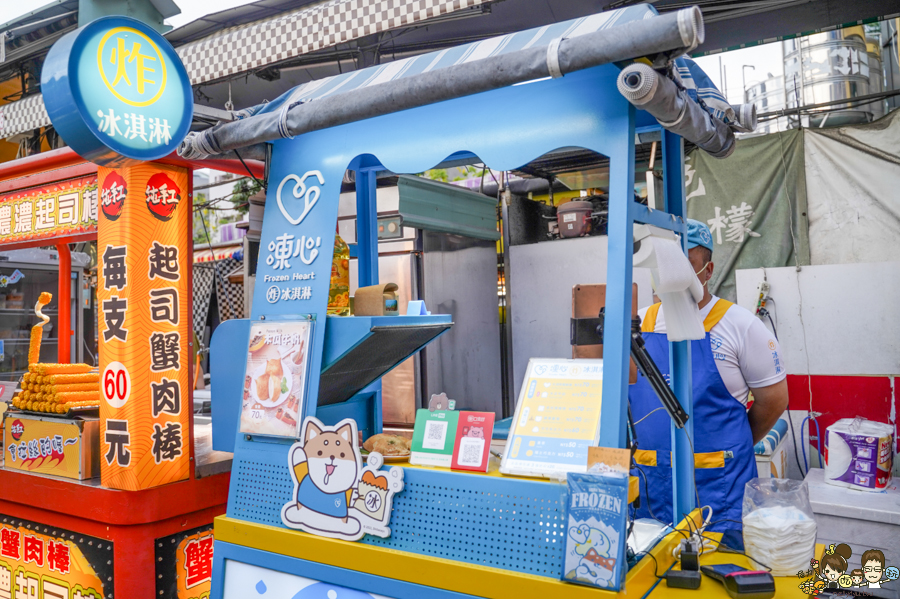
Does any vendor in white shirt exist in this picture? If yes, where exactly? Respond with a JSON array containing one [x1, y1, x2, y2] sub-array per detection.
[[629, 219, 789, 542]]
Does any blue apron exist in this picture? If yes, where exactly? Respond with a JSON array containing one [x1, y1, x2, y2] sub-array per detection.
[[628, 300, 756, 533]]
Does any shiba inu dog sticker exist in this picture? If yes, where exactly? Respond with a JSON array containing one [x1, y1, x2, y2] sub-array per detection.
[[281, 416, 404, 541]]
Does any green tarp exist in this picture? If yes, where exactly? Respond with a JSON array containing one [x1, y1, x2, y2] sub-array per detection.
[[685, 129, 811, 301]]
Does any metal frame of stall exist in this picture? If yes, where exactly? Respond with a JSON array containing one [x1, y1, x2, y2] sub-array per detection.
[[208, 58, 697, 598], [0, 146, 264, 598]]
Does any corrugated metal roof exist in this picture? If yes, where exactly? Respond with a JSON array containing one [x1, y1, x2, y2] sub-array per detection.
[[165, 0, 322, 46]]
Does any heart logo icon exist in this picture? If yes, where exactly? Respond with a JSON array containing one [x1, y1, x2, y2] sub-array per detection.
[[535, 365, 548, 375], [277, 171, 325, 225]]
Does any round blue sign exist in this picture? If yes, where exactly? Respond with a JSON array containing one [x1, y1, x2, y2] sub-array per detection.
[[41, 16, 193, 166]]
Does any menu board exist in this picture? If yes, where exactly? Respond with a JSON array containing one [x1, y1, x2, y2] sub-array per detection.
[[240, 319, 312, 437], [501, 358, 603, 478]]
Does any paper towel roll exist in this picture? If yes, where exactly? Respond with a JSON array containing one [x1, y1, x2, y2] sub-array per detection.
[[633, 230, 705, 341], [824, 418, 894, 492]]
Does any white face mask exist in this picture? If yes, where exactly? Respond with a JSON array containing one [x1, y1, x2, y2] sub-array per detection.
[[695, 261, 710, 286]]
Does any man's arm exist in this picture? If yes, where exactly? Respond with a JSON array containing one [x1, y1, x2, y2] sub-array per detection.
[[747, 379, 789, 444]]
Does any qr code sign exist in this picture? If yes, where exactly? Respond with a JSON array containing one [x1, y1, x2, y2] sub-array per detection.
[[422, 420, 448, 450], [457, 436, 485, 467]]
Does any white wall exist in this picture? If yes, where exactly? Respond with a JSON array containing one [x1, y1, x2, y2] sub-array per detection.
[[735, 262, 900, 376], [736, 262, 900, 479], [508, 236, 654, 399]]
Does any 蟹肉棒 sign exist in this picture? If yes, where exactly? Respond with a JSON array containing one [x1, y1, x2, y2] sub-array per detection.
[[0, 514, 113, 598], [41, 16, 193, 167], [97, 163, 191, 490], [155, 525, 215, 599]]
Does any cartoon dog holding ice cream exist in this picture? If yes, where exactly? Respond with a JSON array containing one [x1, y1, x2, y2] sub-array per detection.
[[281, 416, 405, 542], [281, 417, 365, 540]]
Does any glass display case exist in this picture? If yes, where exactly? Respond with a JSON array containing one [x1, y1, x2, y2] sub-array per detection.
[[0, 251, 88, 378]]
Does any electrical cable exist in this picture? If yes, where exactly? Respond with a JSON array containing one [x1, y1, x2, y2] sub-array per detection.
[[633, 464, 659, 521], [698, 532, 773, 572], [233, 148, 266, 192], [634, 406, 667, 426], [812, 417, 822, 467], [634, 551, 664, 579], [800, 416, 810, 473], [787, 411, 806, 477], [775, 114, 817, 476], [682, 428, 702, 511], [196, 202, 230, 327], [765, 312, 778, 341]]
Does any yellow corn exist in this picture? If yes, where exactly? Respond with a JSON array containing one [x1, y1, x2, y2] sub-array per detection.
[[29, 363, 93, 376], [54, 391, 98, 404], [46, 383, 98, 395], [63, 401, 99, 410], [45, 373, 99, 385]]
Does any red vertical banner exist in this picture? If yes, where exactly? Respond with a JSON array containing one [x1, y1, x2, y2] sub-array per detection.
[[97, 163, 191, 490]]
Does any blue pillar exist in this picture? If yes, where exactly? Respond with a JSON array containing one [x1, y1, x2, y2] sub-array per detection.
[[354, 168, 383, 432], [356, 169, 380, 287], [599, 106, 636, 449], [662, 130, 695, 521]]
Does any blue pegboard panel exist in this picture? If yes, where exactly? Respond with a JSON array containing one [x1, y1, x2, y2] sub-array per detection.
[[227, 449, 567, 579]]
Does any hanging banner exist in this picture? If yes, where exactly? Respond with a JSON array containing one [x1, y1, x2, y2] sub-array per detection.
[[155, 525, 214, 599], [0, 175, 98, 246], [684, 130, 810, 301], [0, 514, 113, 599], [97, 163, 191, 490]]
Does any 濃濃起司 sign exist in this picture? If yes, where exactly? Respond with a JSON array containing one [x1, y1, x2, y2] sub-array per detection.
[[41, 16, 193, 167]]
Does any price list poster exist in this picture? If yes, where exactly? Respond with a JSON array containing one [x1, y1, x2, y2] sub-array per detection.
[[502, 358, 603, 477], [97, 163, 191, 490]]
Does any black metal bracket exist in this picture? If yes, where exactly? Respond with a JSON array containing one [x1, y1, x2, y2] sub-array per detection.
[[577, 308, 689, 428], [570, 317, 604, 346]]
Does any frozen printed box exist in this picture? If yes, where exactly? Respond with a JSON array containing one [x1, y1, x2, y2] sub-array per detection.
[[563, 473, 628, 590]]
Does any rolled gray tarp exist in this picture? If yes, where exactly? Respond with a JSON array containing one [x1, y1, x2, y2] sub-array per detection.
[[730, 102, 758, 133], [179, 7, 704, 160], [617, 62, 735, 158]]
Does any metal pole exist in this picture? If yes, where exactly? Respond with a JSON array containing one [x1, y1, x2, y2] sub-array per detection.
[[56, 243, 71, 363], [599, 105, 636, 449], [662, 129, 695, 521], [742, 65, 756, 104]]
